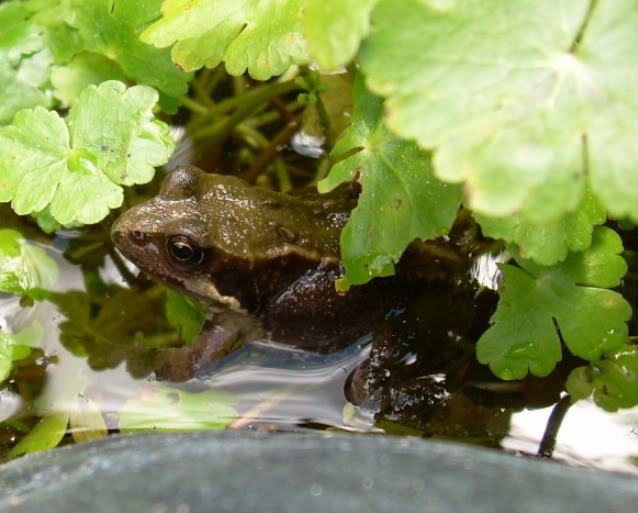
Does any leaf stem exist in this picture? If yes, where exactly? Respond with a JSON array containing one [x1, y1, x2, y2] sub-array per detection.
[[569, 0, 598, 53], [190, 80, 302, 143], [239, 120, 299, 183], [180, 95, 208, 115], [537, 394, 572, 459]]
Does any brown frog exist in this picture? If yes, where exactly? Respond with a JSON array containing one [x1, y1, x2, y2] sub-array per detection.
[[111, 165, 420, 379]]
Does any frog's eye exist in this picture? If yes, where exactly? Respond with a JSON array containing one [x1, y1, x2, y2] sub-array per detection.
[[166, 235, 204, 266]]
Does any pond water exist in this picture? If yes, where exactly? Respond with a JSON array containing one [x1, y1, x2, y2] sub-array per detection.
[[1, 235, 637, 475]]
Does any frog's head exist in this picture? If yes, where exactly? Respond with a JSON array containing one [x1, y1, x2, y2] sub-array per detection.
[[112, 166, 345, 312]]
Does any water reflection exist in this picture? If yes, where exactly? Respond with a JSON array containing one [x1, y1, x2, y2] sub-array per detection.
[[1, 240, 636, 476]]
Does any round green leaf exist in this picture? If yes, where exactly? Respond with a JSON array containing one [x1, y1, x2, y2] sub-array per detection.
[[361, 0, 638, 223]]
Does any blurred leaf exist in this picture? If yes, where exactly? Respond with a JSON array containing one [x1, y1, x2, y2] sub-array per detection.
[[0, 1, 52, 124], [0, 323, 43, 383], [51, 287, 177, 378], [0, 229, 58, 295], [8, 412, 69, 457], [475, 190, 606, 266], [69, 397, 109, 443], [50, 52, 127, 105], [119, 387, 237, 432]]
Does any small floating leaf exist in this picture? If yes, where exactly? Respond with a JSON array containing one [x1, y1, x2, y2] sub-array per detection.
[[119, 387, 237, 432]]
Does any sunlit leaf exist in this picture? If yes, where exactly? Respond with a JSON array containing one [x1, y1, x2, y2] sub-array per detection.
[[361, 0, 638, 225], [141, 0, 309, 79], [303, 0, 377, 70], [0, 81, 174, 225]]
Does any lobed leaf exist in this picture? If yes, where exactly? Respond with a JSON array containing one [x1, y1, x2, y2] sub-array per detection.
[[141, 0, 310, 79], [0, 81, 175, 225], [319, 76, 462, 287], [360, 0, 638, 226], [475, 190, 606, 266], [477, 226, 632, 380]]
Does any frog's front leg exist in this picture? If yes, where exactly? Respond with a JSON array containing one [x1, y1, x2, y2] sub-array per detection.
[[154, 310, 260, 381]]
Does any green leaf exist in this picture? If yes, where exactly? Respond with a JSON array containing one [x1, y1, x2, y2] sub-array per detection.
[[0, 229, 58, 294], [475, 190, 606, 266], [477, 226, 632, 380], [9, 412, 70, 457], [303, 0, 377, 70], [70, 0, 191, 111], [318, 75, 462, 287], [50, 51, 127, 105], [26, 0, 85, 62], [566, 346, 638, 411], [165, 290, 206, 344], [360, 0, 638, 223], [141, 0, 309, 79], [0, 1, 52, 124], [0, 323, 43, 383], [0, 81, 175, 225], [119, 387, 237, 432]]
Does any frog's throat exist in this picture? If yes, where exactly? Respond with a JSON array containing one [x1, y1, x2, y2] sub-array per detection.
[[187, 280, 246, 314]]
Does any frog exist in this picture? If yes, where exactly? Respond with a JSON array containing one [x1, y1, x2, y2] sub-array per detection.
[[111, 165, 416, 379], [112, 166, 560, 431]]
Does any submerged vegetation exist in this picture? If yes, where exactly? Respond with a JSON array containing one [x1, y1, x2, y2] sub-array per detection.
[[0, 0, 636, 459]]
